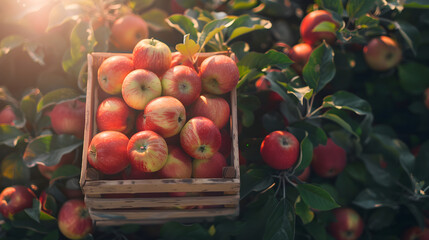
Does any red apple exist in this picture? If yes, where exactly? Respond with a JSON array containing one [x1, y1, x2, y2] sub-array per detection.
[[142, 96, 186, 138], [180, 117, 221, 159], [424, 88, 429, 110], [0, 185, 36, 219], [260, 130, 299, 170], [87, 131, 129, 175], [49, 99, 86, 139], [161, 66, 201, 106], [158, 145, 192, 178], [58, 199, 93, 240], [218, 128, 232, 158], [127, 130, 168, 172], [193, 152, 227, 178], [110, 14, 149, 52], [122, 69, 162, 110], [300, 10, 339, 46], [297, 166, 311, 182], [37, 150, 75, 179], [136, 111, 145, 132], [363, 36, 402, 71], [96, 97, 135, 134], [188, 94, 230, 129], [170, 52, 194, 69], [328, 208, 364, 240], [199, 55, 240, 95], [133, 38, 172, 76], [170, 0, 186, 14], [402, 227, 429, 240], [0, 105, 16, 125], [311, 138, 346, 178], [287, 43, 313, 74], [97, 55, 134, 95]]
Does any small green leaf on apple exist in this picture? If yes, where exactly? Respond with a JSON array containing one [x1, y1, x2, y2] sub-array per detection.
[[312, 21, 338, 33]]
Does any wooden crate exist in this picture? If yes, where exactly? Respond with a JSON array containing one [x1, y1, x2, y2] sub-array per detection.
[[80, 52, 240, 226]]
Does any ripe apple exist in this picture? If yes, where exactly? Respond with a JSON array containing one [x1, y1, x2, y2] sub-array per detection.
[[218, 128, 232, 158], [110, 14, 149, 52], [402, 226, 429, 240], [193, 152, 227, 178], [363, 36, 402, 71], [0, 105, 16, 125], [133, 38, 172, 76], [260, 130, 299, 170], [188, 94, 230, 129], [300, 10, 339, 46], [0, 185, 36, 219], [199, 55, 240, 95], [159, 145, 192, 178], [287, 43, 313, 74], [122, 69, 162, 110], [297, 166, 311, 182], [87, 131, 129, 175], [170, 52, 194, 69], [142, 96, 186, 138], [311, 138, 346, 178], [49, 99, 86, 139], [96, 97, 135, 134], [58, 199, 93, 240], [37, 150, 75, 179], [255, 69, 284, 111], [97, 55, 134, 95], [327, 208, 364, 240], [127, 130, 168, 172], [136, 111, 145, 132], [161, 66, 201, 106], [424, 88, 429, 110], [180, 117, 221, 159]]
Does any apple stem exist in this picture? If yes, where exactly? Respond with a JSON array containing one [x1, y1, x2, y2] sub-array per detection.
[[150, 38, 156, 46]]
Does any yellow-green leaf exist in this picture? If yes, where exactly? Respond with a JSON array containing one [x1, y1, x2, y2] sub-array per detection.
[[312, 21, 337, 33], [175, 34, 200, 61]]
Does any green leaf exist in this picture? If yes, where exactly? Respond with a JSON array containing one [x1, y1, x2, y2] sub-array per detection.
[[198, 17, 235, 49], [290, 121, 327, 147], [23, 134, 82, 168], [0, 125, 25, 147], [0, 35, 26, 56], [240, 168, 274, 199], [406, 203, 426, 229], [225, 15, 272, 42], [405, 0, 429, 8], [1, 152, 31, 183], [20, 89, 41, 125], [295, 197, 314, 224], [297, 184, 340, 211], [239, 50, 293, 72], [316, 0, 344, 14], [322, 90, 372, 115], [368, 207, 395, 230], [353, 188, 397, 209], [398, 62, 429, 95], [313, 21, 338, 33], [346, 0, 376, 19], [305, 221, 329, 240], [294, 133, 313, 174], [166, 14, 198, 42], [356, 15, 379, 28], [23, 41, 45, 65], [24, 199, 41, 223], [161, 222, 211, 240], [50, 165, 80, 183], [263, 197, 295, 240], [36, 88, 82, 112], [47, 2, 83, 31], [141, 8, 170, 31], [289, 87, 313, 105], [132, 0, 155, 11], [395, 21, 420, 56], [302, 42, 335, 93], [231, 0, 258, 10], [320, 110, 357, 137], [42, 230, 60, 240]]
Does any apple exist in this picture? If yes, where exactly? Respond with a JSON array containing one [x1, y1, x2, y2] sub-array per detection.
[[193, 152, 227, 178], [0, 105, 16, 125], [159, 145, 192, 178], [49, 99, 86, 139], [0, 185, 36, 219], [58, 199, 93, 240], [170, 52, 194, 69], [297, 166, 311, 182], [122, 69, 162, 110], [424, 88, 429, 110], [127, 130, 168, 172], [180, 117, 221, 159], [327, 208, 364, 240], [96, 97, 135, 134], [110, 14, 149, 52], [39, 190, 57, 216], [188, 94, 230, 129], [311, 138, 346, 178], [287, 43, 313, 74], [133, 38, 172, 76], [199, 55, 240, 95], [363, 36, 402, 71], [300, 10, 339, 46], [170, 0, 186, 14], [142, 96, 186, 138], [218, 128, 232, 158], [255, 70, 284, 111], [161, 65, 201, 106], [87, 131, 129, 175], [37, 150, 75, 179], [136, 111, 145, 132], [260, 130, 299, 170], [402, 227, 429, 240], [97, 56, 134, 95]]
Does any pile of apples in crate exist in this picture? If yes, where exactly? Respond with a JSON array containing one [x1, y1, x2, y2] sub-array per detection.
[[88, 38, 239, 183]]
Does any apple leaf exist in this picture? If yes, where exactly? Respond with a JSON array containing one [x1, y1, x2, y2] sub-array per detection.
[[312, 21, 337, 33], [405, 1, 429, 9], [352, 188, 398, 209], [293, 133, 313, 174], [238, 50, 293, 72], [0, 125, 25, 147], [49, 165, 80, 185], [346, 0, 376, 20], [302, 42, 335, 93], [295, 196, 314, 224], [41, 230, 60, 240], [231, 0, 258, 10], [322, 91, 372, 115], [47, 2, 83, 31], [36, 88, 83, 113], [20, 89, 42, 125], [141, 8, 170, 32], [240, 168, 274, 199], [263, 197, 295, 240], [23, 134, 82, 168], [320, 110, 358, 137], [175, 34, 200, 63], [315, 0, 343, 15], [290, 121, 328, 147], [198, 17, 235, 50], [24, 199, 41, 223], [132, 0, 155, 11], [399, 62, 429, 95], [0, 35, 26, 57], [225, 15, 272, 42], [166, 14, 198, 42], [1, 152, 31, 184], [296, 183, 340, 211]]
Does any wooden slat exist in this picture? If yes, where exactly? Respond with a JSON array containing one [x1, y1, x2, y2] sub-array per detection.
[[230, 88, 240, 179], [94, 216, 229, 226], [86, 195, 239, 209], [83, 178, 240, 195], [89, 208, 238, 221]]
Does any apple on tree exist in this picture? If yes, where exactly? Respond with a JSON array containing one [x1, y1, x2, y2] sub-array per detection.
[[97, 55, 134, 95], [0, 185, 36, 219], [133, 38, 172, 76], [48, 99, 86, 139], [311, 138, 346, 178], [122, 69, 162, 110], [0, 105, 16, 125], [188, 94, 230, 129], [58, 199, 93, 240], [300, 10, 339, 46], [193, 152, 227, 178], [110, 14, 149, 52], [260, 130, 300, 170], [199, 55, 240, 95], [402, 226, 429, 240], [287, 43, 313, 74], [96, 97, 135, 134], [327, 207, 364, 240], [161, 65, 201, 106], [363, 36, 402, 71]]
